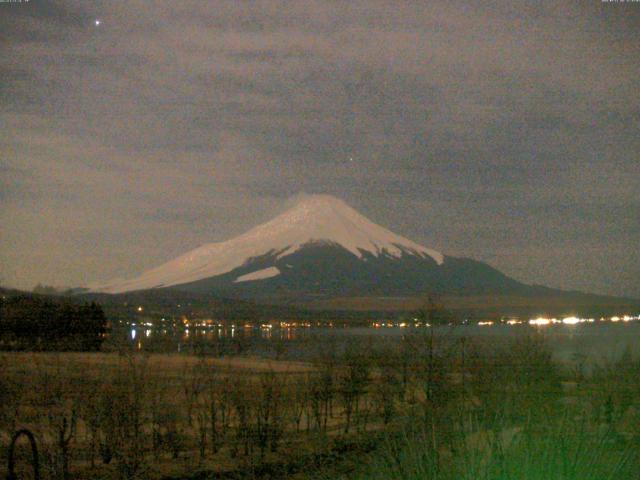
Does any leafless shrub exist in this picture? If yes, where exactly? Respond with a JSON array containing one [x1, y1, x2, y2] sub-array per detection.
[[338, 345, 370, 434]]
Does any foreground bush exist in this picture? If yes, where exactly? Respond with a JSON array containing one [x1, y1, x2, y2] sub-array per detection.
[[338, 411, 638, 480]]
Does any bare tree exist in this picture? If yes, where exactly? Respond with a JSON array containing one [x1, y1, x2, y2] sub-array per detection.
[[230, 375, 252, 457], [338, 346, 370, 434], [290, 373, 309, 432]]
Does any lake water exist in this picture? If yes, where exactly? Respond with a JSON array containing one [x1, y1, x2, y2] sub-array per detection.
[[120, 320, 640, 365]]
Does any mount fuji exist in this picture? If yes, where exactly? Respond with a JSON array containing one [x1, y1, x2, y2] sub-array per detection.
[[90, 195, 551, 302]]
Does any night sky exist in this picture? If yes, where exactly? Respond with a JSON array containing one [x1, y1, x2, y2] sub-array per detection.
[[1, 1, 639, 298]]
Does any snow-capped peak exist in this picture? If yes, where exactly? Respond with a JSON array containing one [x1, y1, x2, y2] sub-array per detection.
[[91, 195, 443, 293]]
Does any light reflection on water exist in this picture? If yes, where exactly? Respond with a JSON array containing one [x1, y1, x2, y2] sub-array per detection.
[[126, 324, 309, 343], [121, 321, 640, 364]]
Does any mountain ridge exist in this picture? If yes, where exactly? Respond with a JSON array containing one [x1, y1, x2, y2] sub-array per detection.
[[88, 195, 636, 311], [90, 195, 443, 294]]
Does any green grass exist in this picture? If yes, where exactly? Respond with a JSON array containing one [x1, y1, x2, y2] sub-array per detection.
[[327, 412, 638, 480]]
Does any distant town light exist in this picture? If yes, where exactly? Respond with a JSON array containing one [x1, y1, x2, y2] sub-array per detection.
[[529, 317, 551, 326], [562, 316, 580, 325]]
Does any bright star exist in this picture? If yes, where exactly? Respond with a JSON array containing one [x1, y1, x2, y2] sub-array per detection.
[[95, 19, 102, 26]]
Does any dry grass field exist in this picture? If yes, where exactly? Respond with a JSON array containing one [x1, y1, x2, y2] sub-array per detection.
[[2, 334, 639, 480], [0, 348, 390, 479]]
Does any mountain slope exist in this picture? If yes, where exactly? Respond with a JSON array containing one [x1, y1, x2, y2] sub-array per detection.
[[170, 244, 527, 299], [91, 195, 443, 294], [89, 195, 627, 307]]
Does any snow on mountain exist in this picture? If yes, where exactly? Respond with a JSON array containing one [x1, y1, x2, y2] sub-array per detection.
[[91, 195, 443, 293], [234, 266, 281, 283]]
